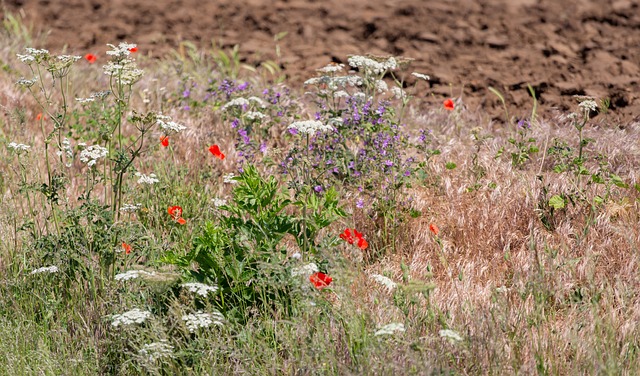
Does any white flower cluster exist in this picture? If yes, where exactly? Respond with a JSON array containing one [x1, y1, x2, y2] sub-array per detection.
[[223, 173, 237, 184], [374, 322, 405, 336], [374, 80, 388, 93], [139, 340, 174, 362], [348, 55, 397, 75], [370, 274, 397, 292], [103, 59, 144, 85], [75, 97, 95, 104], [120, 203, 142, 213], [16, 77, 37, 88], [333, 90, 350, 99], [182, 311, 224, 332], [79, 145, 108, 167], [16, 48, 50, 64], [30, 266, 59, 275], [578, 99, 598, 114], [111, 308, 152, 327], [248, 96, 267, 108], [411, 72, 430, 81], [135, 172, 160, 185], [106, 42, 137, 59], [288, 120, 333, 135], [211, 197, 227, 207], [316, 62, 345, 73], [221, 97, 250, 112], [304, 75, 363, 90], [291, 262, 319, 277], [181, 282, 219, 297], [115, 270, 156, 281], [56, 137, 73, 167], [244, 111, 266, 121], [439, 329, 463, 342], [391, 87, 407, 100], [156, 114, 186, 133], [8, 142, 31, 153]]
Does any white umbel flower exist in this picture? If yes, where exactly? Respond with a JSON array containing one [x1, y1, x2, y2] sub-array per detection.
[[120, 203, 142, 213], [156, 114, 187, 133], [139, 340, 174, 362], [111, 308, 152, 327], [223, 173, 237, 184], [221, 97, 250, 112], [79, 145, 108, 167], [181, 282, 219, 297], [439, 329, 463, 342], [30, 266, 59, 275], [8, 142, 31, 153], [211, 198, 227, 207], [316, 63, 345, 73], [106, 42, 137, 59], [135, 172, 160, 185], [115, 270, 156, 281], [182, 311, 224, 332], [375, 323, 405, 336], [288, 120, 333, 135], [411, 72, 430, 81], [291, 263, 319, 277], [370, 274, 397, 292]]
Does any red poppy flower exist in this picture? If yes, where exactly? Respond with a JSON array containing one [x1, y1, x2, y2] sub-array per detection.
[[168, 205, 187, 224], [122, 242, 132, 254], [443, 98, 455, 111], [429, 223, 439, 236], [84, 53, 97, 64], [357, 236, 368, 250], [128, 46, 138, 53], [310, 272, 333, 289], [339, 228, 355, 244], [209, 144, 225, 160], [160, 135, 169, 147], [36, 113, 44, 121]]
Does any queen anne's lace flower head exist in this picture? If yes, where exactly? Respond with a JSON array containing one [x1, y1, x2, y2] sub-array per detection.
[[291, 263, 319, 277], [30, 266, 59, 275], [120, 203, 142, 213], [221, 97, 250, 112], [8, 142, 31, 154], [135, 172, 160, 185], [348, 55, 397, 75], [374, 323, 405, 336], [156, 114, 187, 133], [411, 72, 430, 81], [106, 42, 137, 59], [439, 329, 463, 342], [288, 120, 333, 135], [111, 308, 152, 327], [79, 145, 108, 167], [316, 62, 345, 73], [182, 311, 224, 332], [115, 270, 156, 281], [139, 341, 174, 362], [181, 282, 219, 297], [370, 274, 397, 292]]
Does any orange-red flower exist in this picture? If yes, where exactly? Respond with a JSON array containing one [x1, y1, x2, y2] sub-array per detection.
[[429, 223, 439, 236], [160, 135, 169, 147], [339, 228, 355, 244], [168, 205, 187, 225], [85, 53, 97, 64], [310, 272, 333, 289], [122, 242, 132, 254], [443, 98, 455, 111], [128, 46, 138, 53], [357, 237, 368, 250], [209, 145, 225, 160], [340, 228, 368, 250], [36, 113, 44, 121]]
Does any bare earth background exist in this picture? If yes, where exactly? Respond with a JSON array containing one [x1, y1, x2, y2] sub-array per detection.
[[3, 0, 639, 123]]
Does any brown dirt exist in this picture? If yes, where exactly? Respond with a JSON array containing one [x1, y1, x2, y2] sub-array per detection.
[[3, 0, 640, 123]]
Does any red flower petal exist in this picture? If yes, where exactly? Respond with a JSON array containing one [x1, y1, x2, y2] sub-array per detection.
[[429, 223, 439, 236], [353, 229, 363, 239], [209, 145, 225, 160], [122, 242, 132, 254], [84, 53, 97, 64], [177, 217, 187, 225], [443, 99, 455, 111], [310, 272, 333, 289], [128, 47, 138, 53], [160, 135, 169, 147], [357, 237, 368, 250], [36, 113, 43, 121], [168, 205, 183, 220], [340, 228, 354, 244]]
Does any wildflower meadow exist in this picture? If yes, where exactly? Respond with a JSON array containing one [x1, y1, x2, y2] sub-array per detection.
[[0, 12, 639, 376]]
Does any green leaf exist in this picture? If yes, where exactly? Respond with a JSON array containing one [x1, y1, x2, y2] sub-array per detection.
[[610, 174, 628, 188], [548, 195, 566, 209], [445, 162, 457, 170]]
